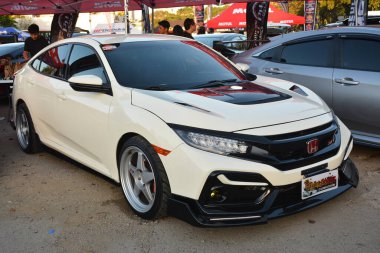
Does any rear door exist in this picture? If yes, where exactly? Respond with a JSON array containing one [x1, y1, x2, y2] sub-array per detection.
[[332, 34, 380, 139], [255, 36, 336, 107], [25, 45, 70, 143]]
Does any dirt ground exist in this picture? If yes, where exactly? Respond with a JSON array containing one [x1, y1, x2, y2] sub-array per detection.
[[0, 100, 379, 253]]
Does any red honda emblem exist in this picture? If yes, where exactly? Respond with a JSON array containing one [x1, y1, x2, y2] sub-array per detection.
[[306, 139, 319, 154]]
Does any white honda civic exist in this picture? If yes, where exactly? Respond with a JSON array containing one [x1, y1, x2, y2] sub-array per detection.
[[12, 35, 358, 227]]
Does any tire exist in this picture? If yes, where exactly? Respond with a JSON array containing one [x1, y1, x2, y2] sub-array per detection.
[[16, 103, 42, 154], [119, 136, 170, 219]]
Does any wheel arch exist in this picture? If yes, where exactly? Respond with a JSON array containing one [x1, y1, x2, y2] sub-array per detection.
[[116, 132, 140, 169], [16, 98, 26, 108]]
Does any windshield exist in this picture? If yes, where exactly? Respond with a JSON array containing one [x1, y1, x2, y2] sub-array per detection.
[[103, 40, 244, 90]]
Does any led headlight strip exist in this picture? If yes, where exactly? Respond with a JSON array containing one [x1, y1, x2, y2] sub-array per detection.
[[173, 128, 249, 155]]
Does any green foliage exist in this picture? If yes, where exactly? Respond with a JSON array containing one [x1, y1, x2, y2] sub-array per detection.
[[368, 0, 380, 10], [279, 0, 380, 26], [0, 16, 17, 27], [15, 16, 33, 30], [208, 4, 230, 18]]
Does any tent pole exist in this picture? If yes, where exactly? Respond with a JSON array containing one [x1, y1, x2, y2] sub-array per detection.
[[152, 7, 154, 34], [124, 0, 129, 34]]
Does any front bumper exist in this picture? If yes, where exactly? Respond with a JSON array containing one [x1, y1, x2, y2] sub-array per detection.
[[168, 158, 358, 227]]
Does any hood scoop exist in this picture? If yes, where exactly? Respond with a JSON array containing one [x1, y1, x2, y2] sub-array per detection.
[[187, 81, 291, 105], [174, 102, 210, 112]]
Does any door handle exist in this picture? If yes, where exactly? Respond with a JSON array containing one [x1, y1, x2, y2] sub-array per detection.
[[26, 80, 35, 86], [334, 78, 360, 86], [264, 68, 284, 74], [57, 94, 67, 101]]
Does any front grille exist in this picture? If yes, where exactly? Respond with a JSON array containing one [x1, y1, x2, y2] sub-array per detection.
[[266, 122, 333, 141], [234, 120, 340, 171]]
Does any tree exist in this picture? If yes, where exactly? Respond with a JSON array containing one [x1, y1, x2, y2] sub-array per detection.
[[207, 4, 230, 19], [15, 16, 33, 30], [368, 0, 380, 10], [0, 16, 17, 27], [317, 0, 351, 25]]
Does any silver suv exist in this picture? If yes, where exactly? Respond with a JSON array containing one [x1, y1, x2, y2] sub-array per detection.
[[233, 27, 380, 147]]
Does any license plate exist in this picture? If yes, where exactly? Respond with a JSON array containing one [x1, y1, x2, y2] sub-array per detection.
[[301, 170, 338, 199]]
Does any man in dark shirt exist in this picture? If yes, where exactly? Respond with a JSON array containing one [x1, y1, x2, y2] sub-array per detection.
[[183, 18, 196, 39], [23, 24, 48, 61], [158, 20, 170, 34]]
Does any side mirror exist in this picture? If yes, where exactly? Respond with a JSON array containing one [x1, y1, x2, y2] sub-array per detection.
[[213, 41, 236, 59], [235, 63, 257, 81], [68, 75, 103, 86], [68, 74, 112, 95], [235, 63, 250, 72]]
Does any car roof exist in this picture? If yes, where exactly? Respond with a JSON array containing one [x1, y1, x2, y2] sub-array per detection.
[[62, 34, 192, 45], [194, 33, 245, 40], [246, 26, 380, 53], [0, 42, 24, 48]]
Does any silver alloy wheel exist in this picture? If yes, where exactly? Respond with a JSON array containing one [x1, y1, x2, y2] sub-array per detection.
[[16, 109, 30, 149], [120, 146, 156, 213]]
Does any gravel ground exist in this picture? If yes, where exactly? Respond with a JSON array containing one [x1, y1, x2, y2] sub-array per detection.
[[0, 100, 379, 253]]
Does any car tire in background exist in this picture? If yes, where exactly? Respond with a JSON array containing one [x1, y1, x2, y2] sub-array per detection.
[[15, 103, 43, 154], [119, 136, 171, 219]]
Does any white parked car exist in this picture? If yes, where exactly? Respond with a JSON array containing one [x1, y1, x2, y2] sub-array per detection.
[[12, 35, 358, 227]]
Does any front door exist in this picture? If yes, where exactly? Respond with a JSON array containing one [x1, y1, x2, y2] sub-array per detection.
[[53, 44, 113, 174], [333, 35, 380, 139]]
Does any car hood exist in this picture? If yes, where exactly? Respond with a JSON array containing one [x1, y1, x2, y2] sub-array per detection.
[[131, 76, 331, 132]]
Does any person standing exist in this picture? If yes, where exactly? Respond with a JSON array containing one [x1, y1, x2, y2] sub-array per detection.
[[158, 20, 171, 34], [197, 26, 206, 34], [23, 24, 48, 61], [183, 18, 196, 39], [172, 25, 184, 37]]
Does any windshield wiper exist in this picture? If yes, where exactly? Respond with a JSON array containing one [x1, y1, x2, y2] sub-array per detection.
[[190, 79, 239, 89]]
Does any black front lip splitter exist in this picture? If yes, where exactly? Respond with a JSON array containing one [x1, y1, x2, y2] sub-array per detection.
[[167, 158, 358, 227]]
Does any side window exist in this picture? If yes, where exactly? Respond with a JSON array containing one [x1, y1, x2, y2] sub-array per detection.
[[280, 39, 333, 67], [258, 47, 280, 61], [226, 36, 244, 50], [31, 58, 41, 70], [67, 44, 107, 84], [38, 44, 70, 78], [341, 38, 380, 72]]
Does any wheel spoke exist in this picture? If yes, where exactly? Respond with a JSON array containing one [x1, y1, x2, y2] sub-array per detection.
[[142, 185, 154, 203], [128, 164, 137, 175], [136, 151, 144, 171], [133, 183, 141, 197], [142, 171, 154, 184]]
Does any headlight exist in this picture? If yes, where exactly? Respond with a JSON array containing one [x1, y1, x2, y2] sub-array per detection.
[[173, 129, 249, 155]]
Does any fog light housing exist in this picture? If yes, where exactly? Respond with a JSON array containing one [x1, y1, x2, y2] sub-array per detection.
[[210, 186, 226, 202]]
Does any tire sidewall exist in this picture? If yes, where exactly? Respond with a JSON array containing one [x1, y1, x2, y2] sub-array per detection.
[[16, 103, 40, 153]]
